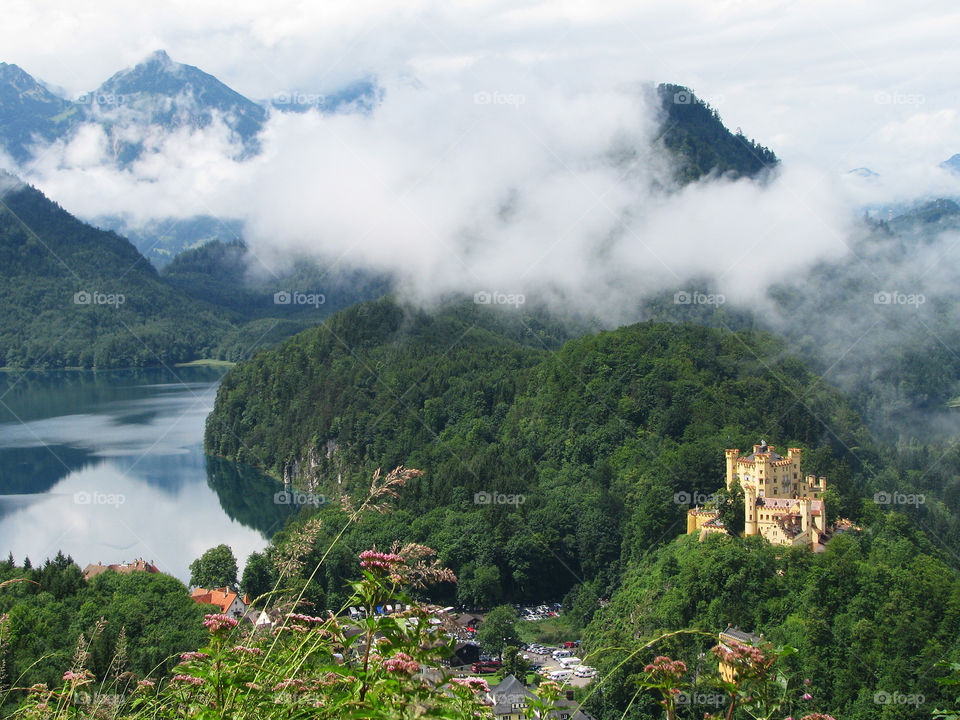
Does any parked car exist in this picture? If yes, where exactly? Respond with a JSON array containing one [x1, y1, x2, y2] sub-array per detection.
[[574, 666, 597, 678], [471, 660, 502, 673]]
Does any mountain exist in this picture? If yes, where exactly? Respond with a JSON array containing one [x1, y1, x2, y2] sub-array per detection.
[[0, 63, 78, 163], [0, 171, 234, 368], [160, 239, 392, 322], [267, 77, 382, 115], [655, 83, 779, 183], [940, 153, 960, 174], [92, 214, 246, 267], [82, 50, 267, 162], [0, 173, 390, 368]]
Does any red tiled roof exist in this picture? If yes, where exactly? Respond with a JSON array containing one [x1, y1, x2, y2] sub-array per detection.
[[191, 586, 243, 613]]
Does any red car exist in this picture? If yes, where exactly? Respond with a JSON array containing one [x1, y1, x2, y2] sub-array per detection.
[[471, 661, 502, 673]]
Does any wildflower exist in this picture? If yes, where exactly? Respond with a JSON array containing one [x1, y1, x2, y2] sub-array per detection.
[[62, 669, 93, 684], [179, 651, 210, 662], [203, 613, 238, 632], [802, 692, 813, 701], [644, 655, 687, 681], [137, 679, 155, 689], [286, 612, 325, 624], [383, 652, 420, 675], [359, 549, 404, 571], [172, 675, 205, 686], [799, 715, 836, 720], [451, 677, 490, 693], [232, 645, 264, 656], [273, 678, 309, 692]]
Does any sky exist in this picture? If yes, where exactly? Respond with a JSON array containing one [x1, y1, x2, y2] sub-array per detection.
[[2, 0, 960, 316], [2, 0, 958, 171]]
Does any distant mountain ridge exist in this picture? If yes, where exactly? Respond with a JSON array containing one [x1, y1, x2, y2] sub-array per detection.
[[0, 171, 390, 368], [0, 51, 381, 166]]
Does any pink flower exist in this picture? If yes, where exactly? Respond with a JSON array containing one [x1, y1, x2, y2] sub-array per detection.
[[802, 693, 813, 701], [203, 613, 238, 632], [383, 651, 420, 675], [272, 678, 309, 692], [232, 645, 264, 656], [179, 651, 209, 663], [172, 674, 205, 686], [359, 549, 404, 571], [644, 655, 687, 681], [451, 677, 490, 693], [286, 612, 325, 623]]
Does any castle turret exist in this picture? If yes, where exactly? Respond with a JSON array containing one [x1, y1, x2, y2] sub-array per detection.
[[800, 498, 812, 534], [725, 449, 740, 490], [744, 484, 758, 536]]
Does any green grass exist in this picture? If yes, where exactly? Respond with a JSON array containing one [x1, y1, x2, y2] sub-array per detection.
[[174, 358, 236, 367], [517, 615, 580, 646]]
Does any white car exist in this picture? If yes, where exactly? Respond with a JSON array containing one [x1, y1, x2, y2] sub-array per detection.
[[574, 666, 597, 678]]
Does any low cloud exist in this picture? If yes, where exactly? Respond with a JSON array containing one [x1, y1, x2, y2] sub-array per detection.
[[14, 68, 864, 325]]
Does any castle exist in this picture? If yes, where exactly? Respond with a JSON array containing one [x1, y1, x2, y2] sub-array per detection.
[[687, 442, 829, 550]]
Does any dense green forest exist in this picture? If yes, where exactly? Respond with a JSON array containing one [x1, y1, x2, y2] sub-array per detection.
[[203, 296, 960, 718], [655, 84, 779, 183], [0, 175, 390, 369], [582, 516, 960, 719], [0, 175, 234, 368], [0, 552, 207, 715], [206, 298, 871, 608]]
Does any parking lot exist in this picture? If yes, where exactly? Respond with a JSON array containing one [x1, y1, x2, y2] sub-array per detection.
[[521, 643, 597, 687]]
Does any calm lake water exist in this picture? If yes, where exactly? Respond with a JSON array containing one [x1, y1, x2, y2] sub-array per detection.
[[0, 367, 294, 583]]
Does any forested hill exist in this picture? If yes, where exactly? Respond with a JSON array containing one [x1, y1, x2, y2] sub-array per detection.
[[0, 173, 233, 368], [205, 297, 960, 718], [0, 177, 391, 368], [205, 297, 874, 604], [656, 83, 779, 183]]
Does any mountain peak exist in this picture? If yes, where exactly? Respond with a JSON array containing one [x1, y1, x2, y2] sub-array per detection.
[[140, 49, 175, 69], [940, 153, 960, 175]]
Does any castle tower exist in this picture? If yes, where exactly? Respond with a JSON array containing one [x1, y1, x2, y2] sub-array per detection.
[[800, 497, 811, 534], [744, 484, 758, 536], [725, 449, 740, 490]]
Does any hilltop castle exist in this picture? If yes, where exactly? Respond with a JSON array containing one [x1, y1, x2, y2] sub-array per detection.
[[688, 442, 830, 550]]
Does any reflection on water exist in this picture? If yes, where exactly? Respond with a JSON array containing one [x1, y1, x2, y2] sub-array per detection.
[[0, 367, 294, 582]]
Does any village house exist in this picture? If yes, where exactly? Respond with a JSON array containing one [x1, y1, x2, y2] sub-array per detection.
[[190, 586, 251, 619], [486, 675, 595, 720]]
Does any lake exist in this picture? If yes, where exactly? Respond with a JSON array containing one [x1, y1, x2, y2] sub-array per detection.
[[0, 367, 295, 583]]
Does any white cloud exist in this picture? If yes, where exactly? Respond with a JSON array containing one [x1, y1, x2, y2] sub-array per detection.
[[3, 0, 959, 321]]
